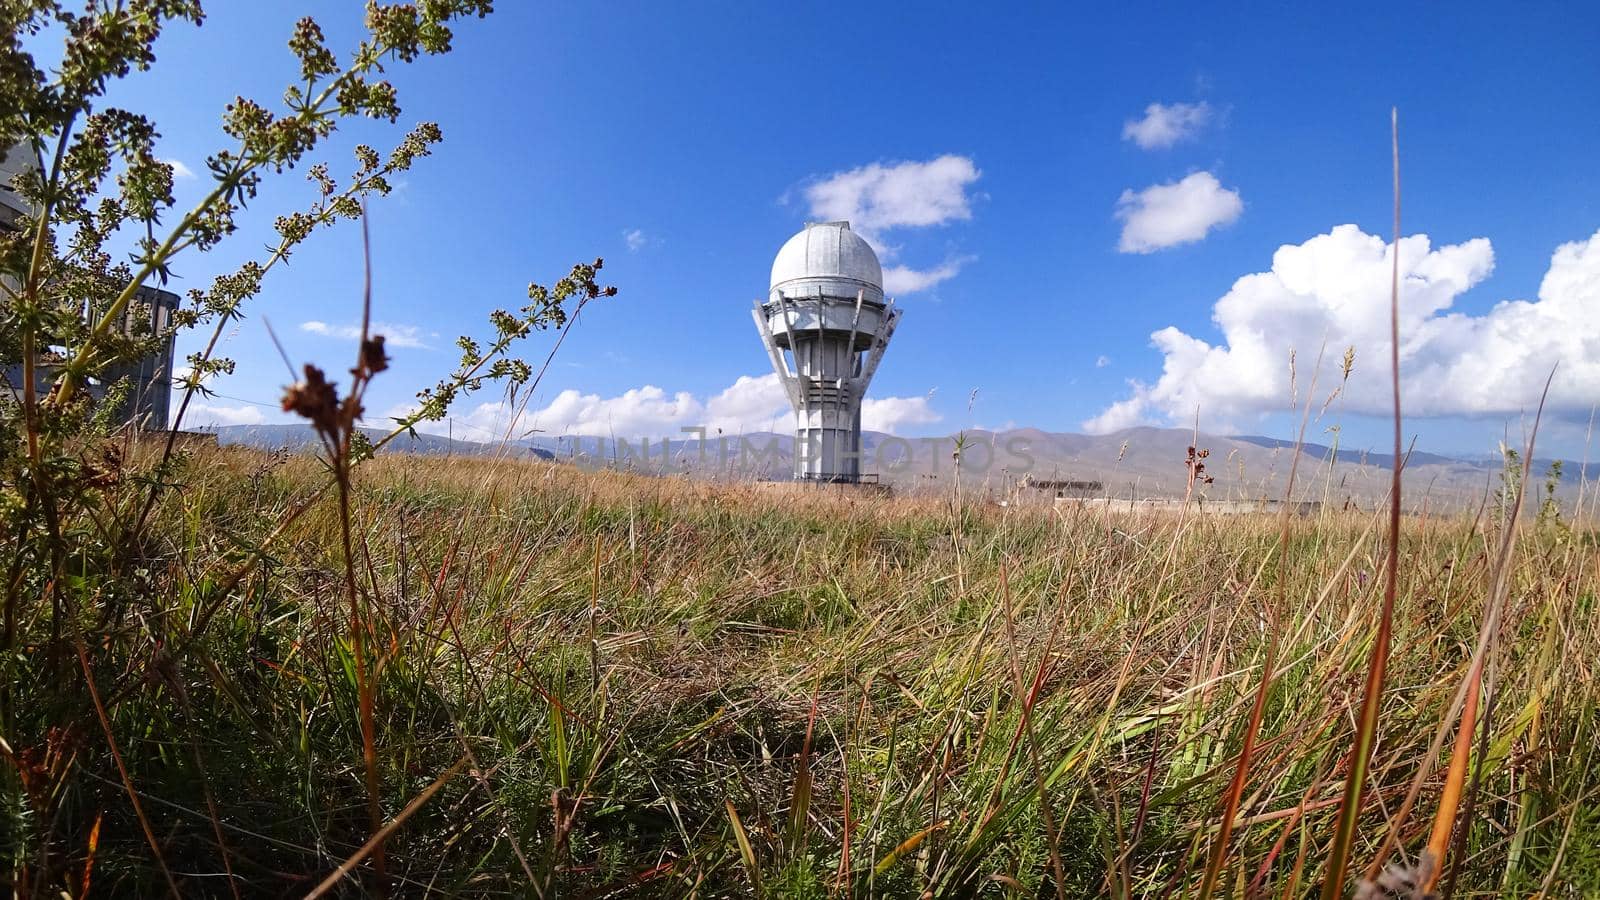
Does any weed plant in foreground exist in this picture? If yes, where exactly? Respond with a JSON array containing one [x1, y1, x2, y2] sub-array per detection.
[[7, 445, 1595, 896]]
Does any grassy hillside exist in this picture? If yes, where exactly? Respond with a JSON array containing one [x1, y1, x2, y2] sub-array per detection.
[[203, 423, 1593, 509], [7, 442, 1596, 896]]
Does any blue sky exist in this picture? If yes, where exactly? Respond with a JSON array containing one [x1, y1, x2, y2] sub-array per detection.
[[81, 2, 1600, 456]]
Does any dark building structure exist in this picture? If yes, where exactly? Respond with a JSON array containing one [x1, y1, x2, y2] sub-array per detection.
[[94, 285, 181, 427], [2, 142, 179, 428]]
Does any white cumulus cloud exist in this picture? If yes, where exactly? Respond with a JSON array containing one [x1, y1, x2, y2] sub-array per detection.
[[186, 403, 266, 427], [301, 320, 433, 349], [1084, 224, 1600, 432], [802, 155, 980, 296], [862, 395, 941, 433], [1122, 101, 1213, 150], [882, 256, 973, 295], [805, 155, 980, 234], [530, 385, 701, 438], [416, 373, 942, 441], [162, 158, 197, 179], [1082, 392, 1152, 435], [1115, 171, 1243, 253], [700, 374, 790, 434], [623, 228, 648, 252]]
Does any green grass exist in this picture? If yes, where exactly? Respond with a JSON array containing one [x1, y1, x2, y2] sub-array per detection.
[[3, 444, 1597, 897]]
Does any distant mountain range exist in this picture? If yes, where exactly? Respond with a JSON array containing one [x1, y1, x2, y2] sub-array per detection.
[[198, 424, 1587, 509], [199, 423, 556, 460]]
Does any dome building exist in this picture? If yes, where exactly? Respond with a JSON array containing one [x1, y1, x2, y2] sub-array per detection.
[[752, 221, 902, 483]]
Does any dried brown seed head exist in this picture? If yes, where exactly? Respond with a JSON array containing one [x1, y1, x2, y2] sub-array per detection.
[[282, 363, 341, 435], [358, 334, 389, 376]]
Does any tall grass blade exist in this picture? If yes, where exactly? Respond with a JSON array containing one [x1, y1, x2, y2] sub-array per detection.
[[726, 799, 764, 897], [75, 638, 181, 898], [1418, 668, 1479, 894], [1322, 107, 1404, 900]]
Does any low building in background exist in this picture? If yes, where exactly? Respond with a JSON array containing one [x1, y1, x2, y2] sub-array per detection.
[[1024, 477, 1104, 500], [1, 142, 179, 429], [0, 143, 32, 228]]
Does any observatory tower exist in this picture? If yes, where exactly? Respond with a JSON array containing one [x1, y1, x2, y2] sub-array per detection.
[[753, 221, 901, 483]]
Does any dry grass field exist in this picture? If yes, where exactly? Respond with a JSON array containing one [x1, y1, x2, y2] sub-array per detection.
[[9, 441, 1595, 896]]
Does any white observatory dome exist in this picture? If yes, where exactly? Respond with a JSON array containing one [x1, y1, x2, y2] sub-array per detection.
[[769, 221, 884, 302]]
